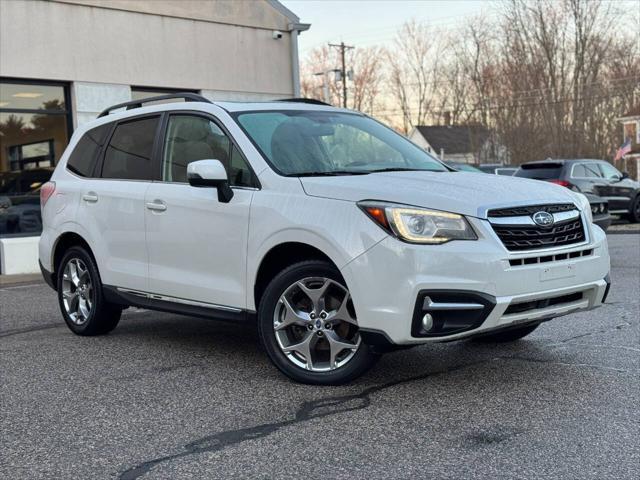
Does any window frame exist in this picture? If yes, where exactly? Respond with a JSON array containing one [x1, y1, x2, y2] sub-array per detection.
[[96, 113, 163, 182], [156, 111, 261, 190], [570, 162, 602, 179]]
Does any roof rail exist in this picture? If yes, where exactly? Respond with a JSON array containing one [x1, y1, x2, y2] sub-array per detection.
[[276, 98, 331, 106], [97, 93, 212, 118]]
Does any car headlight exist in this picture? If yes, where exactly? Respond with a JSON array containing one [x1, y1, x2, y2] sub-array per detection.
[[358, 201, 477, 244]]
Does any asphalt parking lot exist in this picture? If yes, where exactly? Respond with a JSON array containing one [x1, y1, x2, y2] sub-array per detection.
[[1, 234, 638, 480]]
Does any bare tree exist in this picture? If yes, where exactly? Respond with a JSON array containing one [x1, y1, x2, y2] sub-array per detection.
[[386, 21, 444, 133]]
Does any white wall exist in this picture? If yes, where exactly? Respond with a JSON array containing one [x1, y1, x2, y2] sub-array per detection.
[[0, 237, 40, 275], [0, 0, 295, 97]]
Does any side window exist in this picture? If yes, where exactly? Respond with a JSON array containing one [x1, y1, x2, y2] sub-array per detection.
[[66, 123, 111, 177], [162, 115, 256, 187], [583, 163, 601, 178], [102, 116, 159, 180], [599, 162, 622, 180], [572, 164, 586, 178]]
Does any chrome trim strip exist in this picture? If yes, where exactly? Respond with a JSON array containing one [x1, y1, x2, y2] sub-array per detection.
[[489, 216, 536, 226], [478, 200, 581, 218], [488, 209, 579, 225], [423, 297, 485, 311], [116, 288, 243, 312]]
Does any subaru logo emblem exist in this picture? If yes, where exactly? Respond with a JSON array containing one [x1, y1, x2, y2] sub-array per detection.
[[532, 211, 554, 227]]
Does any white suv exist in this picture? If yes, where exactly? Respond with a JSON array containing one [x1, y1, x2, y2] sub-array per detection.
[[39, 94, 611, 384]]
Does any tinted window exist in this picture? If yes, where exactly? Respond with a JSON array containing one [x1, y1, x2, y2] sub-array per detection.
[[67, 124, 111, 177], [162, 115, 256, 187], [598, 162, 621, 180], [102, 117, 159, 180], [515, 164, 563, 179]]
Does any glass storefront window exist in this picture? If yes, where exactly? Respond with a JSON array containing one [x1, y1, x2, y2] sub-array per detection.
[[0, 79, 71, 237]]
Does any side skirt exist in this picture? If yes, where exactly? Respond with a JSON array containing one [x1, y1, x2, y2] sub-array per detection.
[[103, 286, 251, 323]]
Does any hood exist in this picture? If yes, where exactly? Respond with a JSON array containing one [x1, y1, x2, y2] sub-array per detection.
[[300, 171, 579, 218]]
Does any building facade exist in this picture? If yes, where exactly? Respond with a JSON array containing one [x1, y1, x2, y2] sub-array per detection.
[[409, 125, 509, 165], [617, 105, 640, 181], [0, 0, 308, 274]]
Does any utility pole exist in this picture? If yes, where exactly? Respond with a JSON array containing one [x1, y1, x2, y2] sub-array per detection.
[[329, 42, 354, 108]]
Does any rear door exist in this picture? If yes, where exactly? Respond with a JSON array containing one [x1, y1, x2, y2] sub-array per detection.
[[75, 115, 160, 291], [569, 162, 604, 195], [144, 112, 258, 309]]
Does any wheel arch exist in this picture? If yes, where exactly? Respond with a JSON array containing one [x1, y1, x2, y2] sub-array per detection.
[[52, 231, 97, 279], [252, 241, 342, 311]]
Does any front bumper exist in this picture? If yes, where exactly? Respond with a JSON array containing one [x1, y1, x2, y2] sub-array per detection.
[[341, 218, 610, 345]]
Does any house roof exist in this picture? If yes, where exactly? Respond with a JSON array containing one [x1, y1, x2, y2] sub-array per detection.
[[414, 125, 491, 155], [620, 104, 640, 119]]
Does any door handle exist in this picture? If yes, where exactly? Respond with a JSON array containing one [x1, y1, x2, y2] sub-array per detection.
[[82, 192, 98, 203], [146, 201, 167, 212]]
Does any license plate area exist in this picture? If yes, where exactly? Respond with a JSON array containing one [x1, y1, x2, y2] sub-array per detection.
[[539, 263, 576, 282]]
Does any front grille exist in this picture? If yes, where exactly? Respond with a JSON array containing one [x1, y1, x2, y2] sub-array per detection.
[[492, 218, 585, 251], [488, 203, 575, 217]]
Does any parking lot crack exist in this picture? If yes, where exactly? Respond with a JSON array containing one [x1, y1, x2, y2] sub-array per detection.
[[117, 359, 489, 479]]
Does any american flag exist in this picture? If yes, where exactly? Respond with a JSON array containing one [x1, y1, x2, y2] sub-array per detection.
[[614, 138, 632, 161]]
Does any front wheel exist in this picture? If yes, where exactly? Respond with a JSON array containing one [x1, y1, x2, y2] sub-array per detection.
[[473, 323, 540, 343], [258, 261, 379, 385], [627, 196, 640, 223]]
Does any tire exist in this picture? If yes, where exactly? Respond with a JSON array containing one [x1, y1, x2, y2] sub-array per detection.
[[473, 323, 540, 343], [626, 195, 640, 223], [257, 260, 380, 385], [56, 246, 122, 336]]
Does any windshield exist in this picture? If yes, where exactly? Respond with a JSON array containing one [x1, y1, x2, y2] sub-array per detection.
[[233, 110, 448, 176]]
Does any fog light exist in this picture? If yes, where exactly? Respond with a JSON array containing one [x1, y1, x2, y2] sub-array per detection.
[[422, 313, 434, 331]]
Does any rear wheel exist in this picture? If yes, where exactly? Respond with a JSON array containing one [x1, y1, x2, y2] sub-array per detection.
[[258, 261, 379, 385], [627, 195, 640, 223], [57, 246, 122, 336], [473, 323, 540, 343]]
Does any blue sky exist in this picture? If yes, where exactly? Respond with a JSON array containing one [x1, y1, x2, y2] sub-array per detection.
[[281, 0, 640, 55], [280, 0, 496, 54]]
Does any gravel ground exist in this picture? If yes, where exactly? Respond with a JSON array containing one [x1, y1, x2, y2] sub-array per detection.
[[1, 234, 638, 480]]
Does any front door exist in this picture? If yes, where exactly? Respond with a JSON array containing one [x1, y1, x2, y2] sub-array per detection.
[[144, 113, 259, 309], [598, 161, 636, 212]]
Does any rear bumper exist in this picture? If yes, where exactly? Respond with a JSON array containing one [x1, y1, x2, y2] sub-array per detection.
[[39, 260, 56, 291], [342, 218, 610, 345]]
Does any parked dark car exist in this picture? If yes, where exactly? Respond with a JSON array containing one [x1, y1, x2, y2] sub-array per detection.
[[478, 163, 518, 175], [514, 159, 640, 222], [0, 168, 53, 236], [584, 193, 612, 231], [444, 161, 484, 173]]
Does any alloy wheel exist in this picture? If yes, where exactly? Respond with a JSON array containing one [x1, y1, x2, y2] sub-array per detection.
[[273, 277, 361, 372], [61, 258, 94, 325]]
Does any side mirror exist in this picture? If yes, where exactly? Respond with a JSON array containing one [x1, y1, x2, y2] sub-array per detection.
[[187, 159, 234, 203], [621, 171, 630, 180]]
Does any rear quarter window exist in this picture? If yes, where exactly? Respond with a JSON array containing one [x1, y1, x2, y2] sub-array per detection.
[[102, 116, 159, 180], [67, 123, 112, 177]]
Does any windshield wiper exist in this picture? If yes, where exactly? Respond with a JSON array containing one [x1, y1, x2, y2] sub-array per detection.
[[290, 170, 371, 177], [368, 167, 442, 173]]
